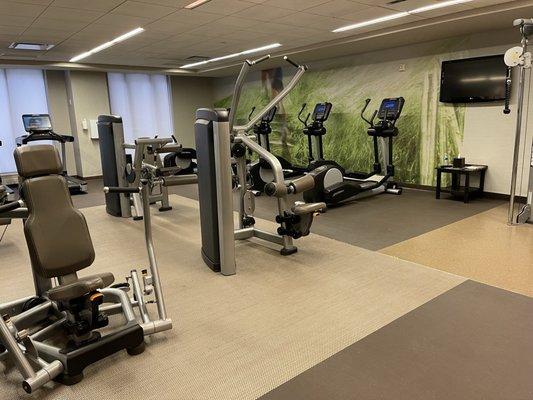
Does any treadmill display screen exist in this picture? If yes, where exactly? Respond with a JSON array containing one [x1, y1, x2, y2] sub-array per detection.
[[22, 114, 52, 132]]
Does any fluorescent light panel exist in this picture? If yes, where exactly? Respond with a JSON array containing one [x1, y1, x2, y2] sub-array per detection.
[[185, 0, 211, 9], [181, 43, 282, 69], [9, 42, 54, 51], [333, 0, 473, 33], [69, 27, 144, 63]]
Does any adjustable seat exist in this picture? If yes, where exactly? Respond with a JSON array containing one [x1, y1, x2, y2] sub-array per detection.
[[14, 145, 115, 302], [13, 144, 144, 385]]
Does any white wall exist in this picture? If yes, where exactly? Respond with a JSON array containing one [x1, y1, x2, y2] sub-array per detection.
[[170, 76, 214, 148], [66, 71, 110, 178], [45, 70, 77, 176]]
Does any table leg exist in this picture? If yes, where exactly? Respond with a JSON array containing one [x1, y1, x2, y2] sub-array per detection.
[[436, 171, 441, 199], [464, 173, 470, 203], [480, 170, 486, 194]]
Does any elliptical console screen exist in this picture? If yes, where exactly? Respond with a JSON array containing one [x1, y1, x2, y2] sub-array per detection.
[[378, 98, 404, 120], [22, 114, 53, 132], [312, 102, 332, 122]]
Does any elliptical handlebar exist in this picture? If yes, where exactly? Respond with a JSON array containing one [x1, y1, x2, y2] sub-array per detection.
[[247, 54, 270, 66], [297, 103, 310, 126], [248, 106, 256, 122], [361, 99, 375, 126]]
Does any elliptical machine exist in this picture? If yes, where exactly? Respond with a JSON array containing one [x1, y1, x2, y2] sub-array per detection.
[[248, 106, 299, 192], [304, 98, 404, 207]]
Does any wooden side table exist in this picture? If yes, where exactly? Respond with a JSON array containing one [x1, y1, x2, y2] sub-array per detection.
[[436, 164, 488, 203]]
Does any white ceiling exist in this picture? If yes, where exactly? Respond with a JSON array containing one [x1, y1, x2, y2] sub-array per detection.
[[0, 0, 528, 73]]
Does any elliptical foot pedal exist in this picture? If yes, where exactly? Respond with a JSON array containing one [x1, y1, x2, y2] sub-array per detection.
[[159, 206, 172, 212], [280, 247, 298, 256], [55, 372, 83, 386], [127, 341, 145, 356]]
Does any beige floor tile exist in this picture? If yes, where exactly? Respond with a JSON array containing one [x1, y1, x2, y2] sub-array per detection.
[[381, 204, 533, 297]]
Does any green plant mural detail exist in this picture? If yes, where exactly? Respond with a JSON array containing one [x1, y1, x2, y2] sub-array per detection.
[[214, 52, 466, 186]]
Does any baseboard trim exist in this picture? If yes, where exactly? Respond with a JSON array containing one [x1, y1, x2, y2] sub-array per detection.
[[401, 182, 516, 201]]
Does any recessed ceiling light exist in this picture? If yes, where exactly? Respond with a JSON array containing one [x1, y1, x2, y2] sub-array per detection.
[[180, 43, 282, 69], [333, 12, 409, 33], [333, 0, 473, 33], [185, 0, 211, 9], [9, 42, 54, 51], [409, 0, 472, 13], [69, 27, 144, 63]]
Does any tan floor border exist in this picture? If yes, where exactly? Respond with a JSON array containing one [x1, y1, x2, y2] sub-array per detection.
[[381, 204, 533, 297]]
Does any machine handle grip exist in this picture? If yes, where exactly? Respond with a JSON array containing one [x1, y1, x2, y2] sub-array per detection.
[[504, 67, 512, 114], [0, 200, 23, 213], [248, 55, 270, 66], [288, 174, 315, 194], [283, 56, 307, 71], [104, 186, 140, 194]]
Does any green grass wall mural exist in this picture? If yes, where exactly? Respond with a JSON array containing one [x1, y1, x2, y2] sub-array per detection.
[[214, 52, 466, 187]]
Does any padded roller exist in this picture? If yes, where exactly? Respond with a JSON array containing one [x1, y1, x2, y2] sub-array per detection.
[[292, 202, 326, 215], [289, 174, 315, 194], [264, 182, 287, 197]]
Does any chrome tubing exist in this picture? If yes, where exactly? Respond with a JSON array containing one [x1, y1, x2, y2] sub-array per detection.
[[235, 59, 307, 133], [140, 181, 168, 321]]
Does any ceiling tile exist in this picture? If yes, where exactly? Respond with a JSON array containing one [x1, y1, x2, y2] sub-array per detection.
[[0, 1, 47, 17], [191, 0, 254, 15], [144, 19, 197, 35], [276, 12, 350, 31], [0, 14, 34, 27], [38, 6, 104, 22], [262, 0, 331, 11], [0, 25, 25, 34], [306, 0, 371, 18], [160, 9, 223, 25], [31, 17, 89, 31], [132, 0, 191, 7], [8, 0, 52, 4], [91, 13, 155, 29], [111, 1, 177, 19], [232, 4, 297, 22], [51, 0, 124, 12]]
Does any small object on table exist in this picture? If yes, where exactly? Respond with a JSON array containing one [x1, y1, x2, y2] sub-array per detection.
[[453, 157, 465, 168], [435, 164, 488, 203]]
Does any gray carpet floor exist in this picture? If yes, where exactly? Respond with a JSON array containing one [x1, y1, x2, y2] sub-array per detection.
[[71, 179, 504, 251]]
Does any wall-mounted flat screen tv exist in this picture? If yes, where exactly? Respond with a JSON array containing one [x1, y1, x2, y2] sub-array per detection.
[[440, 55, 507, 103]]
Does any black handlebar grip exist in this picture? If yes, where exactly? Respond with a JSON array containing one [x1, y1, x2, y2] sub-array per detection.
[[250, 55, 270, 65], [0, 200, 23, 213], [103, 186, 140, 194], [283, 56, 299, 68], [504, 67, 512, 115]]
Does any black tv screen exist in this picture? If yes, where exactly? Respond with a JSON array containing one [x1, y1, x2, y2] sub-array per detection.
[[440, 55, 507, 103]]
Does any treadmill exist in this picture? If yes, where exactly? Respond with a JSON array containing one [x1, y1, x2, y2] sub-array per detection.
[[17, 114, 87, 193]]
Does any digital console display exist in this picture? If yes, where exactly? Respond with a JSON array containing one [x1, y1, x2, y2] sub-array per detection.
[[22, 114, 52, 132]]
